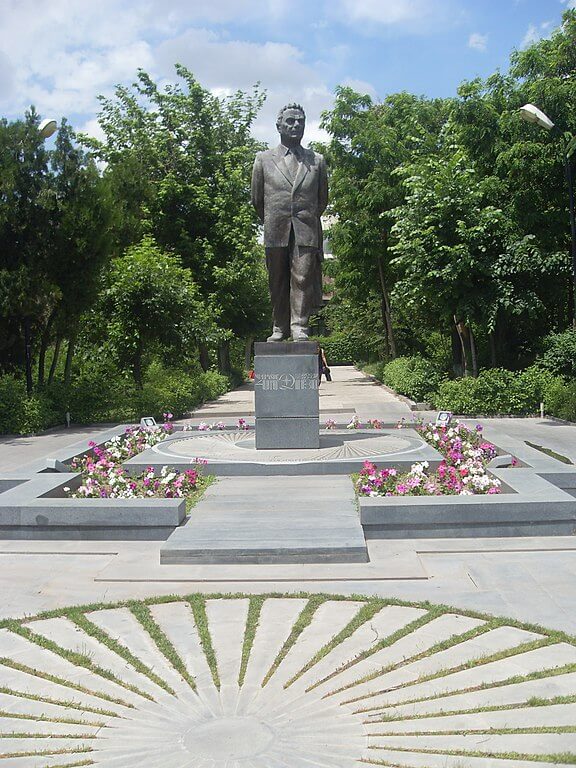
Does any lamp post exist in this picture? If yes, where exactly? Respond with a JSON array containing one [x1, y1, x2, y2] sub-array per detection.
[[23, 118, 58, 395], [519, 103, 576, 326]]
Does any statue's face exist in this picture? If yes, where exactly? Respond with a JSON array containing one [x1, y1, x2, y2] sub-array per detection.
[[278, 108, 305, 142]]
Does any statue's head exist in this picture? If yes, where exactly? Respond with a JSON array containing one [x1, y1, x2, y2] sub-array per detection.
[[276, 103, 306, 143]]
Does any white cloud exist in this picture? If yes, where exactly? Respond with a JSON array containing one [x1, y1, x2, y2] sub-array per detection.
[[521, 20, 553, 48], [468, 32, 487, 52], [562, 0, 576, 9], [333, 0, 463, 33], [0, 0, 333, 146], [155, 29, 333, 145], [340, 78, 378, 99]]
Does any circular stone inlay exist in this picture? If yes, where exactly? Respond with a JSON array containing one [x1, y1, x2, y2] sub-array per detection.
[[153, 429, 426, 464], [183, 716, 275, 759], [1, 595, 569, 767]]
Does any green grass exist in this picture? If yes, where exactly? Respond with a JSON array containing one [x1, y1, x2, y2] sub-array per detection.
[[128, 601, 195, 690], [69, 610, 174, 695], [187, 596, 220, 689], [365, 745, 576, 765], [185, 474, 215, 513], [286, 600, 387, 689], [0, 685, 120, 718], [5, 622, 154, 702], [525, 441, 573, 464], [350, 636, 555, 710], [0, 658, 135, 709], [262, 595, 327, 687], [238, 596, 266, 687]]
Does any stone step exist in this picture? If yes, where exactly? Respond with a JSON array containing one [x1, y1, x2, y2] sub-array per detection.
[[161, 474, 368, 564]]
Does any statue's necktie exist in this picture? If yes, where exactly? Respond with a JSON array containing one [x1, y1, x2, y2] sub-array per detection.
[[286, 149, 300, 180]]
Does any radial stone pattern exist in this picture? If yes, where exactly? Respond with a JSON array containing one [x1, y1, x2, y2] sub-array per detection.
[[1, 597, 576, 767]]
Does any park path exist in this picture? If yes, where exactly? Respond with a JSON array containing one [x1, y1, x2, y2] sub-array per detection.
[[1, 367, 576, 638]]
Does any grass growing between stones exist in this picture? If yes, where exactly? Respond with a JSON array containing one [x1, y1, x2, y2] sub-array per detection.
[[367, 694, 576, 723], [285, 599, 387, 689], [5, 621, 155, 702], [69, 610, 173, 695], [0, 686, 120, 718], [360, 661, 576, 715], [187, 595, 220, 689], [0, 747, 93, 760], [262, 595, 326, 687], [0, 658, 135, 708], [526, 441, 573, 464], [0, 709, 106, 727], [349, 636, 555, 709], [0, 593, 574, 766], [128, 601, 195, 690], [365, 746, 576, 765], [238, 596, 265, 687]]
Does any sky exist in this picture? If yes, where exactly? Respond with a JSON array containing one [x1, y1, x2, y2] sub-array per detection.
[[0, 0, 574, 147]]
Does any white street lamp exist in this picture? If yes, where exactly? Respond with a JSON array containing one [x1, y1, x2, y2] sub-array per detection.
[[38, 118, 58, 139], [519, 103, 555, 131], [520, 103, 576, 326]]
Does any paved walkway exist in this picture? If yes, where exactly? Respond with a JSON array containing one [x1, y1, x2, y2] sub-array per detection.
[[1, 365, 576, 766], [0, 367, 575, 632]]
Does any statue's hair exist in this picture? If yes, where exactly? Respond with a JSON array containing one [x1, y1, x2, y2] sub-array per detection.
[[276, 103, 306, 128]]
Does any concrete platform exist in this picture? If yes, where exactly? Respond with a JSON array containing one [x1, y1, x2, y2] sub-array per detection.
[[160, 475, 368, 563], [127, 427, 441, 476]]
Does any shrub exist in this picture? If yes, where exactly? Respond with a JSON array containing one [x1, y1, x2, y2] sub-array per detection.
[[380, 356, 443, 402], [538, 329, 576, 378], [544, 378, 576, 422], [313, 333, 373, 364], [433, 365, 559, 415], [0, 375, 28, 433]]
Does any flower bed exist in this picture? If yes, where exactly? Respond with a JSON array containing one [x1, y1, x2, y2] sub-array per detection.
[[65, 417, 210, 507], [356, 420, 502, 497]]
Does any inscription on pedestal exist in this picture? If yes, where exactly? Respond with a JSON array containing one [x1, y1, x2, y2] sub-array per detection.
[[254, 372, 319, 392], [254, 344, 319, 449]]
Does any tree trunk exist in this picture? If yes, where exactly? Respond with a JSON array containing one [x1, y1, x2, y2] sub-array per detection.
[[24, 318, 33, 396], [37, 311, 55, 387], [469, 323, 478, 378], [245, 338, 253, 371], [64, 333, 76, 386], [199, 344, 210, 372], [376, 251, 397, 359], [48, 336, 62, 384], [488, 329, 497, 368], [454, 316, 468, 377], [218, 340, 231, 375], [451, 324, 464, 378]]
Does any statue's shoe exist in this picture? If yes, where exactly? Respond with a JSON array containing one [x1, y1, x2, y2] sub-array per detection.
[[267, 331, 288, 342], [292, 332, 309, 341]]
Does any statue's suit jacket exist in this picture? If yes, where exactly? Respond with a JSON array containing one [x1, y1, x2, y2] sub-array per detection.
[[251, 144, 328, 249]]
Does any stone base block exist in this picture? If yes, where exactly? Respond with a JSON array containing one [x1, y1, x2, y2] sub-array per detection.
[[255, 417, 319, 449]]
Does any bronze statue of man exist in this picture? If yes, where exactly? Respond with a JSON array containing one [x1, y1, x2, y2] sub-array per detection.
[[251, 103, 328, 342]]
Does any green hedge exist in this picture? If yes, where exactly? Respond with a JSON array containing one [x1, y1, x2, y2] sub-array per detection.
[[313, 333, 373, 364], [0, 361, 232, 435], [432, 366, 559, 415], [374, 356, 444, 402]]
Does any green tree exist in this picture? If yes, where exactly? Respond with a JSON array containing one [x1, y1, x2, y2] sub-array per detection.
[[102, 236, 216, 388], [83, 66, 268, 371], [390, 134, 563, 375], [0, 109, 56, 385], [320, 87, 449, 359]]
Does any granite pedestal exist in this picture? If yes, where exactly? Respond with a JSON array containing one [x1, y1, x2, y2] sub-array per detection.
[[254, 341, 319, 449]]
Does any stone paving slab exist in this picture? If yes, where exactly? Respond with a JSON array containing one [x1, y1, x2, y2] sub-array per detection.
[[0, 596, 572, 766]]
